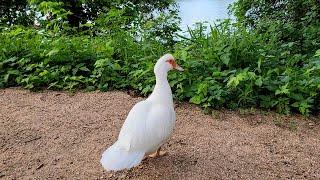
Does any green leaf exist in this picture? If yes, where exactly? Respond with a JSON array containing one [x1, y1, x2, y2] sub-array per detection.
[[3, 57, 18, 64], [275, 84, 290, 95], [39, 70, 49, 77], [190, 95, 202, 104], [315, 49, 320, 57], [99, 84, 108, 91], [79, 66, 90, 72], [85, 86, 96, 92], [95, 59, 109, 68], [220, 53, 231, 65], [47, 49, 59, 57], [112, 63, 121, 70], [227, 76, 239, 88], [255, 77, 262, 87], [4, 74, 10, 83]]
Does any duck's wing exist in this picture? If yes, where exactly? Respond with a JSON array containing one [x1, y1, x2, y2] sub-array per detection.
[[116, 100, 152, 152], [117, 100, 175, 153], [100, 101, 151, 171]]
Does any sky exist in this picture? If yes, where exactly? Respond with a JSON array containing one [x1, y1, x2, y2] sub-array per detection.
[[177, 0, 235, 31]]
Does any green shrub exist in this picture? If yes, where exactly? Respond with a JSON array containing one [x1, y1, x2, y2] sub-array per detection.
[[1, 0, 320, 116]]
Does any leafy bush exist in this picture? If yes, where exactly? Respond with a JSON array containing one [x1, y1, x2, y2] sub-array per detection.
[[1, 0, 320, 116], [0, 26, 168, 91], [172, 21, 320, 115], [232, 0, 320, 55]]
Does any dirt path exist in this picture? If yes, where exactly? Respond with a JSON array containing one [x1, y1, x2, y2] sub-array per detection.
[[0, 88, 319, 179]]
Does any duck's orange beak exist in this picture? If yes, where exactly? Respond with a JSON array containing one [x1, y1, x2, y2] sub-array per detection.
[[174, 62, 184, 71], [167, 59, 184, 71]]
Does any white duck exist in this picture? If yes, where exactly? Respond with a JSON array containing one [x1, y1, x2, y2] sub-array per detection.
[[100, 54, 183, 171]]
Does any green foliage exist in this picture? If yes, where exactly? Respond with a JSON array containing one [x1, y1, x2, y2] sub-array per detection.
[[232, 0, 320, 55], [0, 0, 34, 26], [1, 0, 320, 116], [176, 20, 320, 115], [1, 27, 111, 90]]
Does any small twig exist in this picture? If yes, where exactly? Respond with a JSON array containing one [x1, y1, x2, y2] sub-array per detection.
[[36, 163, 44, 170], [23, 136, 41, 143]]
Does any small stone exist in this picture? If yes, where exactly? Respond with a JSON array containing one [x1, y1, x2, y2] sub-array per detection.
[[308, 122, 315, 128], [119, 174, 126, 179]]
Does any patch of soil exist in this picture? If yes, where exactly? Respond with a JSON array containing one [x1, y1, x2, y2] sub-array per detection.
[[0, 88, 319, 179]]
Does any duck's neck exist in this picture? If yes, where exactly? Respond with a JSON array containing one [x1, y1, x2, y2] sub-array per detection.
[[149, 71, 173, 107]]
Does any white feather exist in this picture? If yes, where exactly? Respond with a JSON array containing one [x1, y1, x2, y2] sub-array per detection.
[[100, 54, 179, 171], [100, 141, 145, 171]]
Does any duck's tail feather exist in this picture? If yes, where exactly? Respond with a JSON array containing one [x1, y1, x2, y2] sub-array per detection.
[[100, 142, 145, 171]]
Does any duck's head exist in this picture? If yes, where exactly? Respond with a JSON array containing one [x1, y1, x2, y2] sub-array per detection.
[[154, 54, 184, 75]]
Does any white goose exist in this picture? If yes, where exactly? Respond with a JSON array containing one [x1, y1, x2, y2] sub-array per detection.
[[100, 54, 183, 171]]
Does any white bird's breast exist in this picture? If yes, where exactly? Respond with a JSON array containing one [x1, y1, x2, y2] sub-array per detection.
[[144, 104, 176, 152]]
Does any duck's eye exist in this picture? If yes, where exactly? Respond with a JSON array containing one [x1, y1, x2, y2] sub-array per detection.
[[167, 59, 174, 64]]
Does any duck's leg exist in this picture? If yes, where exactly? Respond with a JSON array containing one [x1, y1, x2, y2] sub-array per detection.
[[148, 147, 167, 158]]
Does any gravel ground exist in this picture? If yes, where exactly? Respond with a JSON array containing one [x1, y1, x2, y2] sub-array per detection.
[[0, 88, 320, 180]]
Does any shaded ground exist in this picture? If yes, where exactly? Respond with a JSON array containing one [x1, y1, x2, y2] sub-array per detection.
[[0, 88, 320, 180]]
